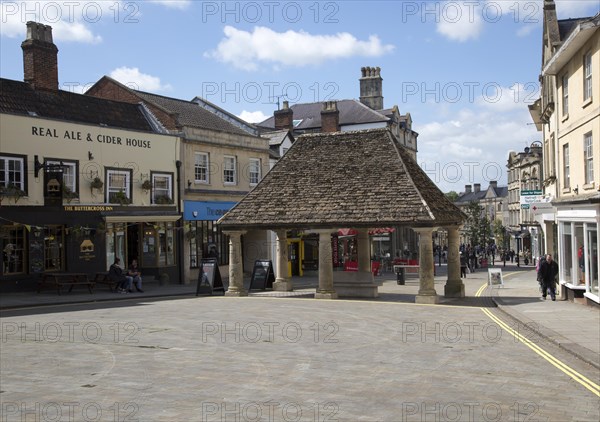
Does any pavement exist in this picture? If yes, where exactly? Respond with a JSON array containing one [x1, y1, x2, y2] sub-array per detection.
[[1, 260, 598, 370]]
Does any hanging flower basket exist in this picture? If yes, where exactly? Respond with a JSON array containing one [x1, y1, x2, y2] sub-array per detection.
[[90, 177, 103, 191]]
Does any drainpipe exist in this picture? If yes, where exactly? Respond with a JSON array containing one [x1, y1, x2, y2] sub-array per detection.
[[176, 159, 183, 284]]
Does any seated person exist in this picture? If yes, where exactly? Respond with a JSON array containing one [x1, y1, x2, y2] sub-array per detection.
[[127, 259, 144, 293], [108, 257, 133, 293]]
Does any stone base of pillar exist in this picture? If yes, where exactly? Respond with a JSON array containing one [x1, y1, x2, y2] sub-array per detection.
[[273, 279, 293, 291], [444, 281, 465, 298], [225, 289, 248, 297], [314, 291, 338, 300], [333, 272, 379, 298], [415, 294, 439, 304]]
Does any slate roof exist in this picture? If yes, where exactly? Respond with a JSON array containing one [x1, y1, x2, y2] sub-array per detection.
[[218, 128, 465, 230], [558, 17, 589, 40], [135, 90, 252, 136], [259, 99, 389, 131], [455, 186, 508, 204], [0, 78, 154, 131], [263, 130, 289, 146]]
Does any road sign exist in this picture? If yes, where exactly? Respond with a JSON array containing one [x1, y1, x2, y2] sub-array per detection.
[[520, 190, 544, 209]]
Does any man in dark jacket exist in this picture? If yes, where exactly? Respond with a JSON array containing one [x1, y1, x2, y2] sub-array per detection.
[[109, 257, 133, 293], [539, 254, 559, 301]]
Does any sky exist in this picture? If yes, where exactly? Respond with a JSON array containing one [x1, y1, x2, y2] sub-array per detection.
[[1, 0, 599, 193]]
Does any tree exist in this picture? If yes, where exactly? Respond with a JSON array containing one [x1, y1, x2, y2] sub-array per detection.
[[464, 201, 491, 247], [445, 191, 459, 202]]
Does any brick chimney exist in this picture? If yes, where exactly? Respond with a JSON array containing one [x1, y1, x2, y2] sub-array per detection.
[[21, 22, 59, 91], [359, 66, 383, 110], [465, 185, 472, 194], [474, 183, 481, 193], [489, 181, 498, 189], [274, 101, 293, 131], [321, 101, 339, 133]]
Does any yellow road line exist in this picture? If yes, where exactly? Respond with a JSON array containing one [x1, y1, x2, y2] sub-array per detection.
[[478, 279, 600, 397]]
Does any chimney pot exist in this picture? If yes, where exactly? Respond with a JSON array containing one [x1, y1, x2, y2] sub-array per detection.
[[274, 102, 293, 131], [22, 21, 59, 91], [359, 66, 383, 110], [321, 101, 340, 133]]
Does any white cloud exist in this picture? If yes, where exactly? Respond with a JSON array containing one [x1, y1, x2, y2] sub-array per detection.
[[555, 0, 599, 18], [238, 110, 269, 124], [436, 2, 484, 42], [109, 67, 172, 92], [205, 26, 395, 71], [476, 83, 541, 113], [0, 1, 108, 43], [148, 0, 191, 9], [418, 102, 538, 192]]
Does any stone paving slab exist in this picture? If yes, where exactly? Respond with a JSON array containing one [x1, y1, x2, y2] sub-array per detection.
[[1, 292, 598, 421]]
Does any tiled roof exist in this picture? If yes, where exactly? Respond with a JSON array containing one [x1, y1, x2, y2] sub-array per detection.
[[218, 128, 465, 230], [455, 191, 487, 204], [0, 78, 154, 131], [135, 91, 252, 136], [263, 130, 289, 146], [259, 99, 389, 130]]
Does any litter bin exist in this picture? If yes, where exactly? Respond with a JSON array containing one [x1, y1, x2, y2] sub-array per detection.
[[394, 266, 405, 285]]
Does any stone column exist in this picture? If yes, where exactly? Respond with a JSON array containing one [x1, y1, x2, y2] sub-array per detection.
[[414, 227, 438, 304], [224, 230, 247, 297], [357, 228, 371, 273], [315, 229, 338, 299], [444, 226, 465, 298], [273, 230, 292, 291]]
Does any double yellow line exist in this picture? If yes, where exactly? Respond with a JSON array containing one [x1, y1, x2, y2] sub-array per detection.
[[478, 282, 600, 397]]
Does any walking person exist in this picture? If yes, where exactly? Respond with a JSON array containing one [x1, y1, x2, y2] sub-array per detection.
[[539, 254, 559, 301]]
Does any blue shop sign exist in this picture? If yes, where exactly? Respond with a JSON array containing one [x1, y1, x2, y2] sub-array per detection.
[[184, 200, 237, 221]]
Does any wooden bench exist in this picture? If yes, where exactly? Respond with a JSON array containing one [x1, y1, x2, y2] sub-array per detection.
[[93, 272, 119, 292], [38, 272, 95, 295]]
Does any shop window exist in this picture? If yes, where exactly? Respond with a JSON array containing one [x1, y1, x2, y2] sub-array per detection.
[[46, 160, 77, 194], [561, 73, 568, 116], [188, 221, 229, 268], [44, 226, 64, 271], [563, 144, 570, 189], [561, 222, 574, 284], [249, 158, 261, 186], [106, 169, 131, 203], [1, 225, 26, 275], [194, 152, 209, 184], [584, 132, 593, 185], [0, 155, 26, 192], [223, 156, 236, 185], [106, 223, 127, 269], [583, 52, 592, 102], [151, 173, 173, 204], [142, 222, 175, 267], [586, 224, 598, 296]]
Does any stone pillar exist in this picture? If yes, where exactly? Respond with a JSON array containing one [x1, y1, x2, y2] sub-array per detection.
[[315, 230, 338, 299], [224, 230, 247, 297], [273, 230, 292, 291], [444, 226, 465, 298], [357, 228, 371, 273], [414, 227, 438, 304]]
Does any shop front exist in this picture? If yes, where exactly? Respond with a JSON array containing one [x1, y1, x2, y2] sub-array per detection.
[[1, 207, 181, 291], [557, 207, 599, 305]]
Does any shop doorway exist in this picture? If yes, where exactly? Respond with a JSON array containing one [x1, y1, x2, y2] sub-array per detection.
[[288, 241, 300, 276], [127, 224, 140, 266]]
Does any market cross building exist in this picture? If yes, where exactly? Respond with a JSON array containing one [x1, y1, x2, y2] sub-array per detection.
[[218, 128, 466, 302]]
